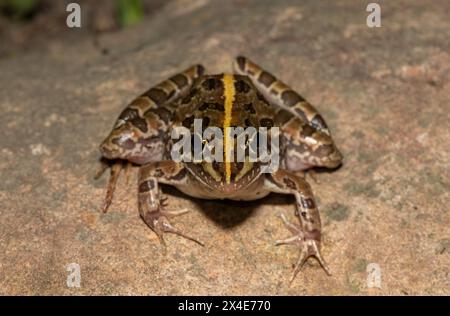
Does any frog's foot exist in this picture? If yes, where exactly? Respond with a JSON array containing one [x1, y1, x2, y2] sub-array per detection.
[[140, 205, 204, 247], [138, 161, 204, 247], [276, 213, 330, 283]]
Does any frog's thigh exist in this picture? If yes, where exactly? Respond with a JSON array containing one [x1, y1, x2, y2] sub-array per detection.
[[141, 64, 205, 107], [233, 56, 329, 134], [113, 64, 205, 127]]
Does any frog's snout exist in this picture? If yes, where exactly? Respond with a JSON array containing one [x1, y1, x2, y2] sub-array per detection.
[[100, 136, 121, 159], [324, 146, 343, 169], [99, 138, 117, 159]]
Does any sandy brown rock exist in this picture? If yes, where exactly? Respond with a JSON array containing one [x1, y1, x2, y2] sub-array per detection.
[[0, 0, 449, 295]]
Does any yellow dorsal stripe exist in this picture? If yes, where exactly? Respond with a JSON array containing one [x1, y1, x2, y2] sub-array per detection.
[[221, 74, 235, 184]]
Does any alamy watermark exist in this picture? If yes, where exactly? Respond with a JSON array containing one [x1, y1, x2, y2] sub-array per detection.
[[66, 262, 81, 288], [366, 3, 381, 28], [170, 119, 280, 173], [366, 263, 382, 289], [66, 3, 81, 28]]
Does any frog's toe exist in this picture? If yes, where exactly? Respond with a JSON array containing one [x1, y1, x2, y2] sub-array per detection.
[[275, 214, 331, 282], [141, 211, 204, 247]]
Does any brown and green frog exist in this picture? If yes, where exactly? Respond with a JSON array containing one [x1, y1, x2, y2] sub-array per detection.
[[97, 56, 343, 282]]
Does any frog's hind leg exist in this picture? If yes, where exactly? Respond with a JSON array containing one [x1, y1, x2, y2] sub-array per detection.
[[112, 63, 205, 134], [233, 56, 329, 134], [263, 168, 331, 283], [138, 161, 204, 247], [140, 64, 205, 107], [112, 64, 205, 131]]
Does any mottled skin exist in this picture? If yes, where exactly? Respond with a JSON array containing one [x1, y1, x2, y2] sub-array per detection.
[[97, 56, 343, 282]]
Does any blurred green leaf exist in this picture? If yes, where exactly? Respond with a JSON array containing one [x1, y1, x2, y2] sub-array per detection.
[[1, 0, 39, 19], [116, 0, 144, 27]]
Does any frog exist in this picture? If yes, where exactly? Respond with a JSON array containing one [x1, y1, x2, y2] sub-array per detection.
[[97, 56, 343, 282]]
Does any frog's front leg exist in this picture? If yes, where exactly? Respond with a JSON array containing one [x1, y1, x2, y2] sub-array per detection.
[[138, 161, 204, 246], [233, 56, 329, 134], [94, 160, 123, 213], [264, 169, 330, 282]]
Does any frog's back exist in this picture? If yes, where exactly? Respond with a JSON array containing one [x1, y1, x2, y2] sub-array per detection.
[[175, 73, 289, 130]]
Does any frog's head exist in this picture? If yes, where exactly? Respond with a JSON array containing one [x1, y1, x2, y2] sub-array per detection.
[[284, 123, 343, 171], [100, 108, 165, 164]]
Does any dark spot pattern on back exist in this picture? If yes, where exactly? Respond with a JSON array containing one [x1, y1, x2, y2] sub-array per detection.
[[260, 118, 274, 128], [182, 87, 198, 104], [256, 92, 268, 103], [212, 161, 222, 173], [182, 115, 195, 128], [244, 103, 256, 114], [202, 117, 210, 129], [202, 78, 221, 91], [235, 80, 251, 93]]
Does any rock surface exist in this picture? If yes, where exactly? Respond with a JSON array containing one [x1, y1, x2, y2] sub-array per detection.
[[0, 0, 449, 295]]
